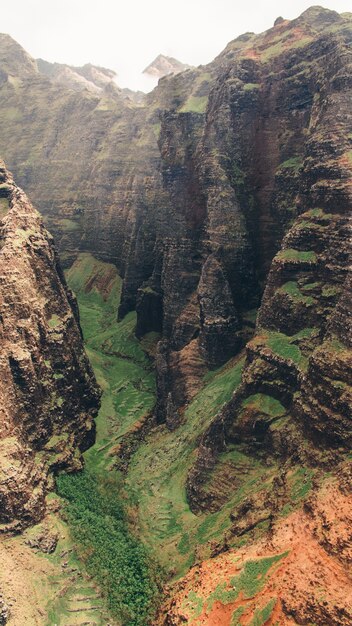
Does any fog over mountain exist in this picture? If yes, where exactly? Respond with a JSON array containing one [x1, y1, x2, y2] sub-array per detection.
[[2, 0, 352, 90]]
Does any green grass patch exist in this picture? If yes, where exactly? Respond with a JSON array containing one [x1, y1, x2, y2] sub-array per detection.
[[231, 606, 246, 625], [179, 96, 208, 113], [301, 282, 320, 291], [322, 285, 339, 297], [278, 281, 314, 305], [243, 82, 260, 91], [48, 314, 61, 328], [278, 156, 302, 171], [58, 218, 81, 231], [267, 331, 302, 364], [289, 467, 315, 501], [0, 197, 9, 218], [199, 553, 287, 615], [276, 248, 317, 263], [250, 598, 277, 626], [181, 590, 204, 619]]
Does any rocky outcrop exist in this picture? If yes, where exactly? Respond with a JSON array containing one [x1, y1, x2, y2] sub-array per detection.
[[159, 465, 352, 625], [0, 161, 100, 531], [0, 594, 8, 625], [187, 13, 352, 510]]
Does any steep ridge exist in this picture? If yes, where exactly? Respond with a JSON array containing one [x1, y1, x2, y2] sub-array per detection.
[[156, 13, 352, 620], [138, 7, 352, 425], [1, 11, 352, 427], [0, 161, 100, 532], [187, 18, 352, 511], [0, 7, 351, 625]]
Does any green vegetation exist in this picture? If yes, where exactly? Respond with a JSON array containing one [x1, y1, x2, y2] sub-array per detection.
[[56, 472, 159, 625], [288, 467, 315, 501], [301, 208, 333, 223], [56, 252, 313, 623], [267, 331, 302, 364], [58, 218, 81, 231], [322, 285, 340, 298], [276, 248, 317, 263], [278, 156, 302, 171], [184, 553, 287, 619], [243, 82, 260, 91], [260, 35, 312, 61], [301, 281, 320, 291], [48, 314, 61, 328], [229, 553, 287, 599], [62, 254, 255, 585], [278, 281, 315, 305], [0, 197, 9, 218], [66, 253, 155, 463], [61, 253, 286, 595], [231, 607, 245, 625], [256, 327, 317, 370], [231, 163, 245, 187], [56, 253, 158, 624], [126, 357, 248, 576], [179, 95, 208, 113], [250, 598, 276, 626]]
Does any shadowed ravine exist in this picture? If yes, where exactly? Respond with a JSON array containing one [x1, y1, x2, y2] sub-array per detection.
[[52, 253, 330, 625]]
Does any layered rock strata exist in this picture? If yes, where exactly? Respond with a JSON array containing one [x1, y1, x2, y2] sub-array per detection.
[[187, 21, 352, 510], [0, 9, 351, 427], [0, 161, 100, 532]]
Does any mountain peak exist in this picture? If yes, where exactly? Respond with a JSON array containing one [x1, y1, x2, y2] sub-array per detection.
[[143, 54, 192, 79], [0, 33, 37, 77]]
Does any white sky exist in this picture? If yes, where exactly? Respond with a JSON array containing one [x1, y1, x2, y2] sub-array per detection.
[[2, 1, 352, 91]]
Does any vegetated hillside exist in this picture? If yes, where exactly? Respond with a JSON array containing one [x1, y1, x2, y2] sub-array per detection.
[[0, 161, 100, 532], [0, 6, 351, 626]]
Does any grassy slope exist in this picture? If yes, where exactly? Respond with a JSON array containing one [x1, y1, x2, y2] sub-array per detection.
[[66, 252, 156, 473], [54, 253, 318, 623], [64, 253, 280, 583]]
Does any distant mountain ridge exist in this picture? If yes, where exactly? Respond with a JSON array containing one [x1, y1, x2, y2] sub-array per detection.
[[36, 58, 117, 93]]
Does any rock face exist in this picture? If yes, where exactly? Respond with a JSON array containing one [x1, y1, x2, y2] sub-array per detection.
[[159, 468, 352, 625], [0, 161, 100, 532], [0, 9, 351, 430], [186, 6, 352, 511], [143, 54, 192, 78], [0, 7, 351, 625]]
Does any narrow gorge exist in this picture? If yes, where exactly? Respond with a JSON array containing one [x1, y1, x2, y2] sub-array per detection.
[[0, 6, 351, 626]]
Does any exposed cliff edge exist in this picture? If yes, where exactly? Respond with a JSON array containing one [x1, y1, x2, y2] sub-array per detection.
[[0, 161, 100, 532], [186, 20, 352, 511], [1, 11, 352, 430]]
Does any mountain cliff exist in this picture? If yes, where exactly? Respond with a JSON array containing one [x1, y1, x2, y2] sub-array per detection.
[[0, 161, 100, 532], [0, 6, 351, 625]]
